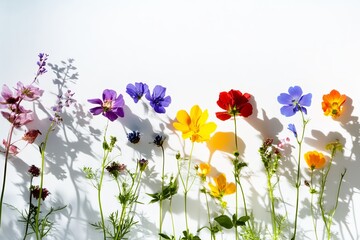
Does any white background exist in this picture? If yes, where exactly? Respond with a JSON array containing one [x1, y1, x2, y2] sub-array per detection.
[[1, 1, 360, 239]]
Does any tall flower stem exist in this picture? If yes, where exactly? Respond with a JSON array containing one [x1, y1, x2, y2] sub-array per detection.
[[292, 110, 308, 240], [35, 121, 55, 240], [266, 172, 278, 240], [159, 145, 165, 239], [309, 170, 319, 240], [98, 122, 110, 240], [232, 115, 248, 240], [178, 142, 195, 233], [23, 176, 34, 240], [0, 124, 16, 226], [204, 189, 216, 240]]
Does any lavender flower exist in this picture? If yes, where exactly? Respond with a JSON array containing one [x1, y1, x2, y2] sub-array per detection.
[[37, 53, 48, 76], [126, 82, 149, 103], [88, 89, 125, 121], [277, 86, 312, 117], [145, 85, 171, 114]]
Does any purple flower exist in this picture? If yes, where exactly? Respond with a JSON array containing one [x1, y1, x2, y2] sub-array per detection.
[[15, 82, 44, 101], [126, 82, 149, 103], [88, 89, 125, 121], [288, 123, 297, 138], [37, 53, 48, 76], [145, 85, 171, 114], [277, 86, 312, 117]]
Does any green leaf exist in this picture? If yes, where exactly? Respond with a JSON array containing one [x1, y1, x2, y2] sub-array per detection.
[[214, 215, 233, 229], [236, 215, 250, 226], [159, 233, 171, 239]]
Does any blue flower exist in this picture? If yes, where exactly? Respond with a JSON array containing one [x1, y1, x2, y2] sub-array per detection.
[[288, 123, 297, 138], [145, 85, 171, 114], [127, 130, 141, 144], [126, 82, 149, 103], [277, 86, 312, 117]]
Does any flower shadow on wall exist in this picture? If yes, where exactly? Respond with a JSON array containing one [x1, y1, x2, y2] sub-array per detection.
[[304, 96, 360, 240]]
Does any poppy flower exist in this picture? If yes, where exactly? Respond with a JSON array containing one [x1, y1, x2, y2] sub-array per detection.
[[304, 150, 327, 170], [322, 89, 346, 118], [208, 173, 236, 199], [87, 89, 125, 121], [277, 86, 312, 117], [216, 89, 253, 121], [173, 105, 217, 143]]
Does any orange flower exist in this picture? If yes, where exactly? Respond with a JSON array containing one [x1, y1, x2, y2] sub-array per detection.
[[208, 173, 236, 199], [197, 162, 211, 181], [304, 151, 327, 170], [322, 90, 346, 118]]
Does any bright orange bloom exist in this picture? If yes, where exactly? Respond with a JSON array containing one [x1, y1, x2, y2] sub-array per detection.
[[208, 173, 236, 198], [322, 90, 346, 118], [304, 151, 327, 170], [197, 162, 211, 181], [173, 105, 217, 143]]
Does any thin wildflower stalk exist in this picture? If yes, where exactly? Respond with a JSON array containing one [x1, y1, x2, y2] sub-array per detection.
[[309, 170, 319, 240], [0, 124, 16, 225], [97, 121, 110, 240], [34, 121, 55, 240], [159, 144, 165, 240], [204, 188, 216, 240], [319, 141, 346, 240], [23, 175, 35, 240], [292, 110, 308, 240]]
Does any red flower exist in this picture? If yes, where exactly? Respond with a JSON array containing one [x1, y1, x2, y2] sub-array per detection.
[[216, 89, 253, 121]]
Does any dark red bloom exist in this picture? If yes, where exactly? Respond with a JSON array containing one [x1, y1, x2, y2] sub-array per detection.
[[22, 129, 42, 144], [215, 89, 253, 121], [31, 185, 50, 201]]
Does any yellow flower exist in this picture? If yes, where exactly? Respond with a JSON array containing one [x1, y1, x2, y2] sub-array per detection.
[[173, 105, 217, 143], [208, 173, 236, 199], [196, 162, 211, 181], [304, 151, 327, 170], [322, 89, 346, 118]]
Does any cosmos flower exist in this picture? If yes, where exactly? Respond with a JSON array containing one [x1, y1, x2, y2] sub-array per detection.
[[208, 173, 236, 199], [173, 105, 217, 143], [88, 89, 125, 121]]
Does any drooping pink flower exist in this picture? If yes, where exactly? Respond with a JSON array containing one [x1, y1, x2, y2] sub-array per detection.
[[1, 84, 19, 105], [2, 139, 19, 155], [1, 106, 34, 128]]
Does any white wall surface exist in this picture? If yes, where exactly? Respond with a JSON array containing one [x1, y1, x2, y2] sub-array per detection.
[[0, 1, 359, 239]]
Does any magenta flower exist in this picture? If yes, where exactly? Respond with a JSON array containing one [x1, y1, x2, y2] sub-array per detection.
[[145, 85, 171, 114], [15, 82, 44, 101], [88, 89, 125, 121], [2, 139, 19, 155], [1, 105, 34, 128]]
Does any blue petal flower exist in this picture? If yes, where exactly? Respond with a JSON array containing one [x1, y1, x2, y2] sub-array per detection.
[[145, 85, 171, 114], [126, 82, 149, 103], [287, 123, 298, 138], [277, 86, 312, 117]]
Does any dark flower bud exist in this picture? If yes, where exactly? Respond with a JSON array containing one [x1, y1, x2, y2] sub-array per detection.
[[127, 130, 140, 144], [28, 165, 40, 177], [153, 135, 165, 147], [31, 185, 50, 201], [138, 158, 149, 172], [106, 162, 126, 178]]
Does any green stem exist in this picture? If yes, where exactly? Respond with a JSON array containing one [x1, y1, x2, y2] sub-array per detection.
[[169, 197, 176, 238], [0, 124, 15, 226], [184, 142, 195, 232], [159, 145, 165, 239], [23, 176, 34, 240], [292, 110, 307, 240], [35, 121, 55, 240], [267, 171, 278, 240], [204, 190, 216, 240], [309, 170, 318, 240]]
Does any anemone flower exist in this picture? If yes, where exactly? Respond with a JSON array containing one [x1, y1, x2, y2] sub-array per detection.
[[88, 89, 125, 121], [145, 85, 171, 114]]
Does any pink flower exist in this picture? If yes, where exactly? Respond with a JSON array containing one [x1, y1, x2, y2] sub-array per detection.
[[1, 84, 19, 105], [1, 106, 34, 128], [15, 82, 44, 101], [2, 139, 19, 155]]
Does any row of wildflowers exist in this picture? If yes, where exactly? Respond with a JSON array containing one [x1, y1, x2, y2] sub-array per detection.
[[0, 54, 349, 240]]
